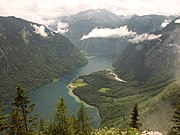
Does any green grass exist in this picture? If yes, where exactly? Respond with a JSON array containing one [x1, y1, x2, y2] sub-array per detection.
[[99, 87, 111, 93], [72, 79, 88, 88]]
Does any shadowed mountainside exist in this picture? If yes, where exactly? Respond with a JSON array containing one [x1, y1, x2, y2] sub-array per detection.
[[0, 16, 87, 99]]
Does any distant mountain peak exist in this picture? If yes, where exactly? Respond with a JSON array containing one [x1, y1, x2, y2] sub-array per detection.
[[77, 8, 116, 15], [161, 17, 180, 32]]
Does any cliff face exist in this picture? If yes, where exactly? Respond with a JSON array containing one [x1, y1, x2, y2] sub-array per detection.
[[0, 16, 87, 99], [114, 18, 180, 82]]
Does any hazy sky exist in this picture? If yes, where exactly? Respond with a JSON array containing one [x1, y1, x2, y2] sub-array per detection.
[[0, 0, 180, 23]]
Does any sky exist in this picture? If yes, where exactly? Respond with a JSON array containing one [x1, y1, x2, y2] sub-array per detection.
[[0, 0, 180, 23]]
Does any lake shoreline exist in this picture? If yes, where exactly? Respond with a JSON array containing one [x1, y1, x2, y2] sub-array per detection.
[[28, 56, 113, 128], [52, 77, 60, 83], [67, 80, 101, 128]]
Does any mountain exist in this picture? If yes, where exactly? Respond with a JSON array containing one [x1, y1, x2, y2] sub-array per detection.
[[127, 15, 171, 34], [0, 16, 87, 99], [60, 9, 127, 56], [62, 9, 122, 27], [55, 10, 175, 56], [114, 18, 180, 82], [70, 18, 180, 132]]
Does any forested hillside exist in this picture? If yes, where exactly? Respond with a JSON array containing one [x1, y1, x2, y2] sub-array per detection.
[[71, 18, 180, 133], [0, 16, 87, 99]]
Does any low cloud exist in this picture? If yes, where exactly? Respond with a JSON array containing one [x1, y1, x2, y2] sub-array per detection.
[[41, 19, 69, 34], [81, 26, 161, 43], [32, 24, 48, 37], [55, 21, 69, 34], [129, 34, 162, 43], [175, 19, 180, 24], [81, 26, 136, 40], [161, 19, 171, 27]]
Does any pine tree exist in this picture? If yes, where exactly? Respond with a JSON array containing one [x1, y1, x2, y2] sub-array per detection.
[[51, 98, 71, 135], [9, 84, 39, 134], [129, 103, 140, 130], [70, 115, 81, 135], [0, 101, 9, 133], [43, 120, 53, 135], [169, 104, 180, 135], [77, 103, 92, 135], [39, 117, 45, 134]]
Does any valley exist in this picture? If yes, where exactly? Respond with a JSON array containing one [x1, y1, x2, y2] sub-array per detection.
[[72, 70, 179, 133], [0, 16, 87, 99], [0, 6, 180, 134], [70, 18, 180, 133], [29, 56, 114, 128]]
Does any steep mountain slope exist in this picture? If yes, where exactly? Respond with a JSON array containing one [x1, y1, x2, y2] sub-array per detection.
[[55, 10, 174, 56], [0, 16, 87, 99], [71, 18, 180, 132], [62, 9, 122, 27], [127, 15, 169, 34], [61, 9, 127, 56], [114, 18, 180, 82]]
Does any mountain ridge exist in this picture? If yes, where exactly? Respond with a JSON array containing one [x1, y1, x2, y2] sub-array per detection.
[[114, 17, 180, 81], [71, 18, 180, 132], [0, 16, 87, 99], [55, 9, 176, 56]]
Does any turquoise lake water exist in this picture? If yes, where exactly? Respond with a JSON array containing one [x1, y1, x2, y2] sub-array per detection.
[[29, 56, 113, 128]]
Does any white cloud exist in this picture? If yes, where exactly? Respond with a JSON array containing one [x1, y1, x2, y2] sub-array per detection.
[[0, 0, 179, 24], [161, 19, 171, 27], [175, 19, 180, 24], [32, 24, 48, 37], [81, 26, 161, 43], [81, 26, 136, 40], [39, 19, 69, 34], [55, 22, 69, 34], [129, 33, 161, 43]]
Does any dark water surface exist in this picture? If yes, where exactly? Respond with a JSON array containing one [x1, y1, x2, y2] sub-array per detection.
[[29, 56, 113, 128]]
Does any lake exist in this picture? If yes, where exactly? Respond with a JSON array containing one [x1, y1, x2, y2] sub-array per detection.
[[29, 56, 114, 128]]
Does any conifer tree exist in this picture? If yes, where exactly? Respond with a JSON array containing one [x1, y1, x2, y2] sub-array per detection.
[[43, 120, 53, 135], [70, 115, 81, 135], [39, 117, 45, 134], [52, 98, 71, 135], [169, 104, 180, 135], [77, 103, 92, 135], [9, 85, 38, 134], [0, 101, 9, 133], [129, 103, 140, 130]]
